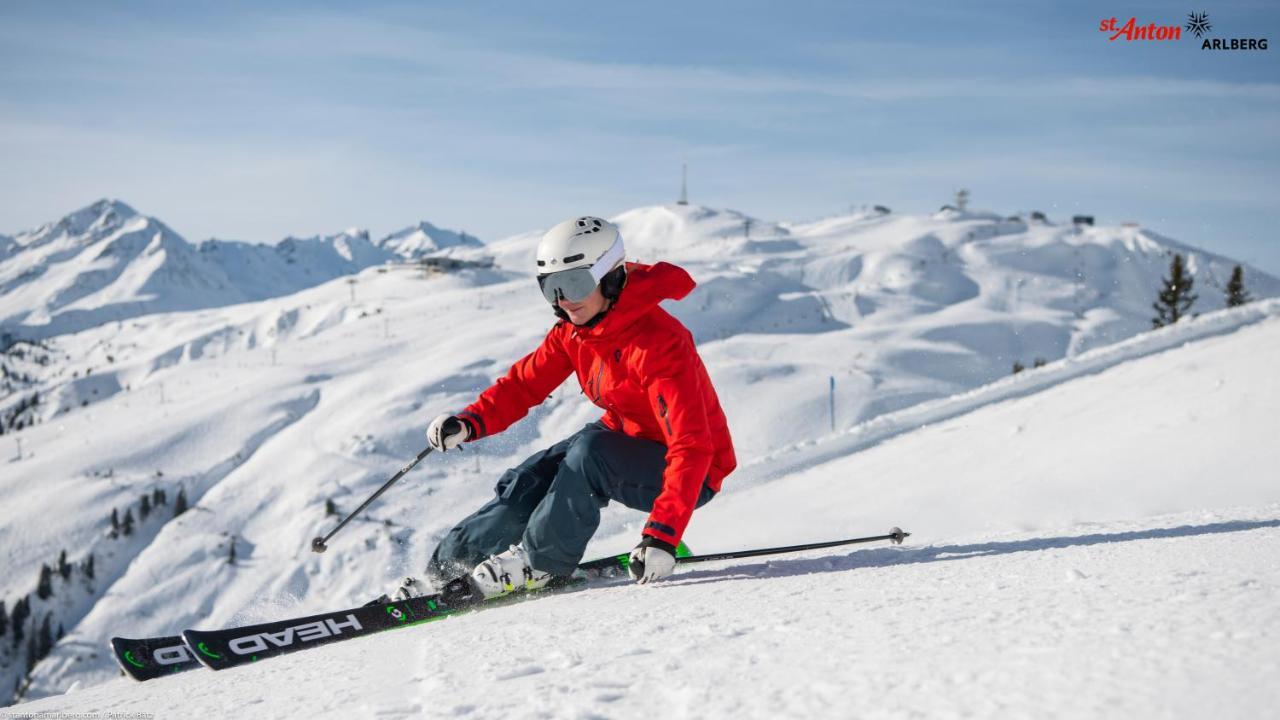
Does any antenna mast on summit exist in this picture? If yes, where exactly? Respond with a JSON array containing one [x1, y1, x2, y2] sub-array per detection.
[[678, 162, 689, 205]]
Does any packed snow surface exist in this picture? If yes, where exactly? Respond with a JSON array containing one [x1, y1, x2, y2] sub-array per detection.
[[2, 199, 1278, 715], [21, 507, 1280, 719]]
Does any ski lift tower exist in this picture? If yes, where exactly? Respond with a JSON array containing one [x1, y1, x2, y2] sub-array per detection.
[[677, 162, 689, 205], [955, 188, 970, 212]]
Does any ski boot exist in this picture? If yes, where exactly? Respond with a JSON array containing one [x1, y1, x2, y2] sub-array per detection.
[[471, 544, 553, 598]]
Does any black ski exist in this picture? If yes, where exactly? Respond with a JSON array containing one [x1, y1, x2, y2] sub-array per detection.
[[116, 528, 909, 677], [182, 573, 598, 671], [108, 540, 693, 681], [110, 635, 202, 681], [116, 560, 624, 679]]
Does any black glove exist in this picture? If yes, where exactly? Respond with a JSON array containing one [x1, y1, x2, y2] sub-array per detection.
[[628, 536, 678, 584]]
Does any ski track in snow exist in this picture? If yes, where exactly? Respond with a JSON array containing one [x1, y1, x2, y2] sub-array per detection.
[[18, 505, 1280, 719]]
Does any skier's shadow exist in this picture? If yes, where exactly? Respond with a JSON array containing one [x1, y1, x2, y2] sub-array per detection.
[[669, 518, 1280, 586]]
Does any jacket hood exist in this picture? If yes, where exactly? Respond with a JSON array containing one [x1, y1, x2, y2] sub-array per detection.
[[573, 261, 694, 340]]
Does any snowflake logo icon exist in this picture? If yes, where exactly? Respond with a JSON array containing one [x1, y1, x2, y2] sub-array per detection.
[[1185, 11, 1212, 38]]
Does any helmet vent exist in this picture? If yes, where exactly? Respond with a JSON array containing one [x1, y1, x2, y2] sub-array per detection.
[[562, 253, 585, 263], [536, 260, 546, 267]]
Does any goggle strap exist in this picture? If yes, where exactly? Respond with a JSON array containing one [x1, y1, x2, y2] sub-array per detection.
[[589, 235, 625, 283]]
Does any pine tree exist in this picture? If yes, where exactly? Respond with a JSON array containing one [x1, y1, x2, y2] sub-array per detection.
[[57, 549, 71, 580], [1152, 253, 1198, 327], [121, 509, 135, 536], [1012, 361, 1025, 374], [325, 498, 338, 516], [57, 623, 64, 641], [11, 596, 29, 646], [1225, 265, 1252, 308], [140, 494, 151, 521], [0, 600, 7, 638], [25, 636, 37, 673], [1033, 358, 1047, 368], [36, 564, 53, 600], [228, 536, 237, 565], [153, 487, 167, 506], [110, 507, 120, 537], [83, 553, 95, 581], [174, 487, 188, 517], [36, 613, 52, 659]]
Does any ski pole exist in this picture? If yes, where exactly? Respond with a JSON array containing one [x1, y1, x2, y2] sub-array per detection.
[[310, 446, 434, 553], [577, 527, 909, 573], [674, 527, 909, 565]]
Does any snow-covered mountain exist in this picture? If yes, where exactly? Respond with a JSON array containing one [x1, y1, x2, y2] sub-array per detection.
[[0, 201, 482, 340], [2, 198, 1278, 709], [196, 229, 391, 302], [377, 221, 484, 260], [0, 200, 247, 338]]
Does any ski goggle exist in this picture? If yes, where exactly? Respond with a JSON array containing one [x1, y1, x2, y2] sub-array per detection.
[[537, 267, 599, 304], [536, 233, 625, 304]]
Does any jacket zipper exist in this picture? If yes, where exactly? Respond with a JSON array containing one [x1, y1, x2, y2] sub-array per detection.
[[657, 394, 673, 435], [591, 363, 604, 404]]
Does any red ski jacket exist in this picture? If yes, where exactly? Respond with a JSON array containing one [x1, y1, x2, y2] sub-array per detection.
[[456, 261, 736, 546]]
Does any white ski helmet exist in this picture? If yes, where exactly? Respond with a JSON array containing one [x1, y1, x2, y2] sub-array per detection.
[[535, 216, 626, 304]]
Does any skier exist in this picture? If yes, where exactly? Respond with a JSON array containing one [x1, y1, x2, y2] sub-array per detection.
[[405, 216, 735, 598]]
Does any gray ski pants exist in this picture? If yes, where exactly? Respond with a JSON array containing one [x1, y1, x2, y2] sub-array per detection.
[[426, 421, 715, 580]]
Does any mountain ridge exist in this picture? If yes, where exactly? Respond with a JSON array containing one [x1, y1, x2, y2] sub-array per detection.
[[0, 200, 484, 339]]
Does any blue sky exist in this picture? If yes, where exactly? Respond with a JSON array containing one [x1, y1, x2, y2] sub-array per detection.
[[2, 1, 1278, 273]]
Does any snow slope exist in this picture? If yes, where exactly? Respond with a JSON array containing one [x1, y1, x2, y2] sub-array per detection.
[[15, 302, 1280, 718], [483, 204, 1280, 454], [3, 199, 1279, 708]]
